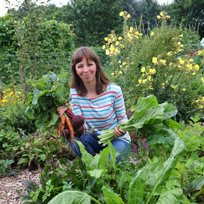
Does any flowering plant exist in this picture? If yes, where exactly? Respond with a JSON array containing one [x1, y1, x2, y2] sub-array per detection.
[[103, 11, 204, 121]]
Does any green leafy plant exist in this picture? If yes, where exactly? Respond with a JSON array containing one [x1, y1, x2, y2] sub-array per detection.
[[26, 71, 71, 131], [0, 159, 14, 173], [99, 94, 179, 150]]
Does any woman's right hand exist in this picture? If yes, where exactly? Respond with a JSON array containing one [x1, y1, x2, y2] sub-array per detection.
[[57, 106, 67, 118]]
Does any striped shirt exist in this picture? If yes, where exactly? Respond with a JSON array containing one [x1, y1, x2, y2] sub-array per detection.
[[69, 83, 131, 143]]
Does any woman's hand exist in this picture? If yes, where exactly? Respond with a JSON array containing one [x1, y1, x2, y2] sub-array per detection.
[[57, 106, 67, 118], [114, 126, 126, 138]]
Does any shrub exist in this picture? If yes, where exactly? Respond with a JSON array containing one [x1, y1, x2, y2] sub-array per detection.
[[103, 11, 204, 121]]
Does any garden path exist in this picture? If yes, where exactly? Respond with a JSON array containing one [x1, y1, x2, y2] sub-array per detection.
[[0, 169, 40, 204]]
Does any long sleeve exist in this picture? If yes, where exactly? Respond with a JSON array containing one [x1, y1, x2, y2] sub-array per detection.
[[113, 87, 128, 124]]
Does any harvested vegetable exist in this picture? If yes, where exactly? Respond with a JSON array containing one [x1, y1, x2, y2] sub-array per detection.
[[98, 95, 178, 146], [63, 129, 70, 139], [75, 125, 84, 138], [65, 116, 75, 142], [71, 115, 84, 129]]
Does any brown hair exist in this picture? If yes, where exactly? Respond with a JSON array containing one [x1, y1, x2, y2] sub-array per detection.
[[70, 47, 112, 96]]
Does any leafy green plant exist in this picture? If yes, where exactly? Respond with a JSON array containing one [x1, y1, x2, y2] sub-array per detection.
[[0, 159, 14, 173], [36, 137, 189, 204], [26, 72, 71, 131], [99, 94, 179, 150], [103, 11, 204, 121]]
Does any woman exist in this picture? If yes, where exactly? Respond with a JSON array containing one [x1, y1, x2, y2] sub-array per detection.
[[57, 47, 131, 162]]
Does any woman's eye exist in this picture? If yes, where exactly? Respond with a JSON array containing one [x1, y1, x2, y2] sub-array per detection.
[[88, 64, 93, 66]]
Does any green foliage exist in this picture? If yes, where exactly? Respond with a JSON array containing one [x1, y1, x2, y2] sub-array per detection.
[[64, 0, 123, 46], [23, 137, 191, 204], [26, 72, 71, 131], [0, 159, 14, 174], [104, 11, 204, 121], [171, 0, 204, 38], [0, 0, 75, 87], [99, 95, 179, 149]]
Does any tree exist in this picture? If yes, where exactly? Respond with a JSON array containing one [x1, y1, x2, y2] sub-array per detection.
[[63, 0, 124, 46], [122, 0, 162, 35], [171, 0, 204, 38]]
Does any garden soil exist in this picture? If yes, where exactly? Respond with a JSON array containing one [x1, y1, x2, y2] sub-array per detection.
[[0, 169, 40, 204]]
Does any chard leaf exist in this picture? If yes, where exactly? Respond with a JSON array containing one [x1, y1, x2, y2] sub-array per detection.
[[128, 137, 185, 204], [136, 95, 158, 112], [156, 188, 190, 204], [159, 102, 178, 120], [119, 106, 164, 131], [76, 141, 93, 167], [102, 186, 124, 204], [128, 172, 145, 204], [108, 140, 116, 169], [45, 111, 59, 128], [189, 176, 204, 192], [98, 147, 109, 169], [147, 126, 177, 148], [87, 169, 108, 178], [48, 190, 101, 204]]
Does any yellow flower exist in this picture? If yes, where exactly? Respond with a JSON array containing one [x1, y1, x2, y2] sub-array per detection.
[[157, 15, 161, 19], [116, 41, 120, 46], [110, 45, 114, 51], [179, 59, 184, 65], [171, 85, 178, 89], [179, 34, 183, 37], [119, 71, 122, 74], [102, 45, 106, 49], [104, 37, 108, 41], [160, 59, 166, 64], [189, 59, 193, 62], [2, 99, 7, 103], [143, 79, 147, 84], [150, 32, 154, 36], [152, 57, 157, 64], [161, 83, 165, 86], [166, 15, 170, 19], [198, 51, 202, 56], [119, 11, 124, 16], [111, 72, 115, 76], [122, 62, 126, 66], [160, 11, 164, 16], [147, 76, 152, 81], [118, 36, 122, 40], [127, 33, 131, 38], [192, 72, 196, 76], [177, 42, 181, 45], [105, 50, 110, 55], [6, 88, 11, 92], [118, 60, 121, 64], [202, 77, 204, 83], [199, 105, 203, 109], [127, 14, 131, 18], [130, 27, 133, 31], [141, 67, 146, 73], [149, 68, 156, 74], [138, 79, 142, 83], [120, 65, 122, 68], [194, 64, 199, 71], [181, 88, 186, 91]]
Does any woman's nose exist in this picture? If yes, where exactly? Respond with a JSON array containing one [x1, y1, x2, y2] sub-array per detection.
[[83, 65, 89, 71]]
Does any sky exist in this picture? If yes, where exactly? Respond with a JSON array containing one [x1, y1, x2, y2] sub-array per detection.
[[0, 0, 174, 17]]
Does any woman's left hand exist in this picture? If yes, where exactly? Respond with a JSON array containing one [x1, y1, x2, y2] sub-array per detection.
[[114, 127, 126, 138]]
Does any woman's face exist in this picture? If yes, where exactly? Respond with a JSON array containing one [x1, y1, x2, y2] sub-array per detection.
[[75, 56, 97, 85]]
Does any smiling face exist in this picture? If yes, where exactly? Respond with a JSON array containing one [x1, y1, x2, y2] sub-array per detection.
[[75, 56, 97, 85]]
